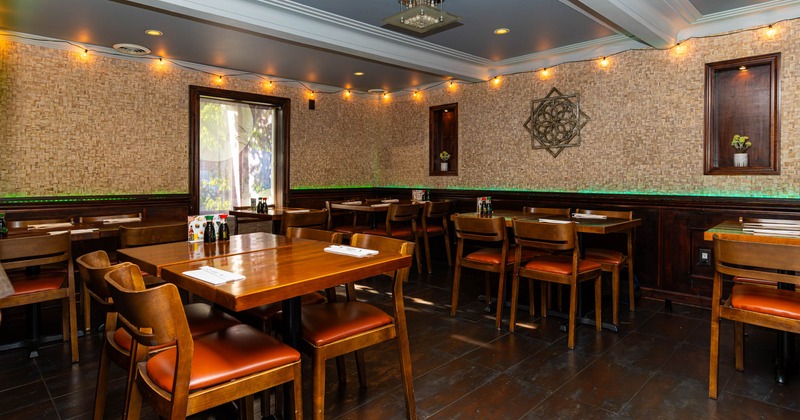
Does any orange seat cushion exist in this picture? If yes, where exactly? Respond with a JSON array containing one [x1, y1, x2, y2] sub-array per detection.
[[301, 302, 392, 346], [333, 225, 368, 235], [584, 248, 625, 265], [463, 246, 541, 265], [731, 284, 800, 320], [363, 227, 414, 238], [9, 274, 66, 295], [417, 225, 444, 234], [114, 303, 240, 351], [523, 255, 602, 275], [146, 324, 300, 393], [245, 292, 328, 322]]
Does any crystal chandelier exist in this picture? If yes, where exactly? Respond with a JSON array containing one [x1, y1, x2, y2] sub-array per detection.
[[383, 0, 460, 34]]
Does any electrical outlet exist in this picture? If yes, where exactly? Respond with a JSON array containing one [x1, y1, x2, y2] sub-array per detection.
[[698, 248, 711, 266]]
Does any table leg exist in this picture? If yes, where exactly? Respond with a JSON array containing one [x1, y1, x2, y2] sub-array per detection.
[[281, 296, 301, 418], [776, 282, 795, 384]]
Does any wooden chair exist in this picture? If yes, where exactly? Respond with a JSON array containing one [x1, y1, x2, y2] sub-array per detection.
[[105, 268, 303, 420], [709, 237, 800, 399], [232, 205, 260, 235], [325, 200, 368, 241], [451, 216, 540, 330], [364, 203, 423, 274], [418, 201, 453, 273], [299, 233, 416, 419], [522, 206, 570, 216], [118, 222, 187, 249], [576, 209, 636, 325], [511, 219, 603, 347], [83, 261, 240, 419], [79, 212, 141, 223], [279, 208, 329, 235], [0, 232, 78, 362]]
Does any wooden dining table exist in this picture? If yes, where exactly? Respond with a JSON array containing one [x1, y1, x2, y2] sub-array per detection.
[[330, 199, 417, 228], [228, 207, 309, 234], [704, 219, 800, 384], [5, 219, 186, 241]]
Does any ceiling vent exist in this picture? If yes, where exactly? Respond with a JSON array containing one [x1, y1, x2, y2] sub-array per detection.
[[112, 43, 151, 56]]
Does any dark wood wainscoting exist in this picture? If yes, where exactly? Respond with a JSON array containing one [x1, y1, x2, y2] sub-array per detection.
[[0, 194, 190, 222], [289, 188, 800, 307]]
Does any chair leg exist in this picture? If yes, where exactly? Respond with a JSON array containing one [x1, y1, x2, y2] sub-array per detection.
[[509, 273, 520, 332], [485, 272, 492, 312], [239, 395, 254, 420], [312, 351, 327, 420], [495, 267, 506, 330], [93, 340, 110, 420], [422, 232, 432, 274], [413, 234, 423, 275], [67, 294, 79, 363], [395, 312, 417, 419], [443, 228, 452, 267], [528, 279, 535, 317], [709, 315, 720, 399], [82, 281, 91, 333], [567, 283, 577, 349], [335, 356, 347, 384], [450, 256, 462, 316], [291, 363, 303, 420], [355, 350, 367, 387], [611, 266, 620, 325], [594, 275, 602, 332], [540, 283, 548, 319], [734, 321, 745, 371]]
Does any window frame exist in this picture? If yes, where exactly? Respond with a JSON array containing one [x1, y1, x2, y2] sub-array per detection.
[[189, 85, 291, 215]]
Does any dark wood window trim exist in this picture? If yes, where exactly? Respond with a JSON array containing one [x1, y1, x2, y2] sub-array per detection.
[[189, 85, 291, 214], [704, 53, 780, 175], [429, 103, 458, 176]]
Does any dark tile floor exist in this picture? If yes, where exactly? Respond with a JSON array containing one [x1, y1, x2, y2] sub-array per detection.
[[2, 252, 800, 419]]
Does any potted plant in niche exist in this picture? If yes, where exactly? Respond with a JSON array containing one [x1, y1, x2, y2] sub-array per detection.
[[731, 134, 752, 167], [439, 151, 451, 171]]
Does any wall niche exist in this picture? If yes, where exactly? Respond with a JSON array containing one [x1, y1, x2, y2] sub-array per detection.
[[429, 103, 458, 176], [704, 53, 780, 175]]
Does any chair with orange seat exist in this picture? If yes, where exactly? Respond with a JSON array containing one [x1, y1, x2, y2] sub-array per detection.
[[364, 203, 423, 274], [511, 219, 603, 347], [418, 200, 453, 273], [299, 233, 416, 419], [105, 266, 303, 419], [0, 232, 79, 362], [708, 236, 800, 399], [522, 206, 570, 217], [77, 257, 240, 420], [325, 200, 369, 241], [575, 208, 636, 325], [451, 215, 541, 330], [279, 208, 329, 235]]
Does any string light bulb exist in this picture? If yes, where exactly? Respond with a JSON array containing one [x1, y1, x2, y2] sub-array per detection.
[[540, 68, 549, 77], [766, 25, 777, 37], [309, 90, 315, 98], [345, 90, 351, 97], [600, 57, 609, 67], [383, 92, 389, 99], [675, 42, 686, 53], [82, 49, 88, 58], [413, 91, 419, 97], [217, 75, 223, 83], [493, 76, 500, 85], [158, 57, 164, 65]]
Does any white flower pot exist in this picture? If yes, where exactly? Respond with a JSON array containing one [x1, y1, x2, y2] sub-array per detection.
[[440, 162, 449, 171], [734, 153, 748, 167]]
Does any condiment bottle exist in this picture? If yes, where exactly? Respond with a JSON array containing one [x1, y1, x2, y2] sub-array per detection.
[[0, 213, 6, 238], [218, 214, 230, 241], [203, 215, 216, 243]]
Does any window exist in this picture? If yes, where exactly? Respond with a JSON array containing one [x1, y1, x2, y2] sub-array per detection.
[[189, 86, 290, 214]]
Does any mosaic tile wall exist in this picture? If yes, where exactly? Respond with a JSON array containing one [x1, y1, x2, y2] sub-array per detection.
[[2, 19, 799, 198], [379, 20, 800, 197]]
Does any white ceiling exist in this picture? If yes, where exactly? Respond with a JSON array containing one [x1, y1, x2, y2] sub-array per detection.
[[1, 0, 798, 93]]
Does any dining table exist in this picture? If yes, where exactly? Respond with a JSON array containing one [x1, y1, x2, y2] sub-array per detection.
[[704, 219, 800, 384], [4, 219, 187, 241], [330, 199, 415, 228], [455, 210, 641, 332], [228, 207, 309, 234]]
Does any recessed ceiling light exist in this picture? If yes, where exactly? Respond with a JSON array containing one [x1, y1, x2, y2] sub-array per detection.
[[113, 43, 151, 56], [354, 72, 365, 76], [494, 28, 510, 35], [145, 29, 163, 36]]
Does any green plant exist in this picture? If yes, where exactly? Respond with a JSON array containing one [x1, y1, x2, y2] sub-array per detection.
[[439, 151, 451, 161], [731, 134, 752, 153]]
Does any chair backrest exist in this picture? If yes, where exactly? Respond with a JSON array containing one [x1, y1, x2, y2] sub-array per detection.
[[6, 218, 73, 229], [512, 219, 577, 253], [452, 215, 506, 243], [106, 267, 190, 351], [0, 231, 72, 270], [387, 203, 421, 223], [286, 227, 343, 244], [575, 208, 633, 221], [280, 209, 328, 235], [119, 222, 187, 249], [713, 236, 800, 286], [424, 201, 451, 219], [76, 250, 131, 303], [522, 207, 570, 216], [80, 213, 142, 223]]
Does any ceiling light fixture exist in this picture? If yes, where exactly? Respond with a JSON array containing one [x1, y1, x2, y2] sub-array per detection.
[[383, 0, 460, 34], [145, 29, 163, 36], [354, 71, 365, 76], [494, 28, 510, 35]]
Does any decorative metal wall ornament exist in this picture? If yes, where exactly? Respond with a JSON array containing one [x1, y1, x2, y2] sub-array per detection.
[[523, 87, 590, 157]]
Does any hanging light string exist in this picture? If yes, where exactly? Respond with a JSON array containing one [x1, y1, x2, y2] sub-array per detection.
[[0, 17, 791, 100]]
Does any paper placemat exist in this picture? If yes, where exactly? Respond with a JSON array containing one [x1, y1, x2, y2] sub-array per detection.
[[571, 213, 607, 219], [183, 266, 245, 285], [324, 245, 379, 258], [285, 209, 311, 213], [538, 218, 572, 224], [48, 228, 99, 235], [370, 203, 391, 208], [103, 217, 142, 224], [341, 201, 362, 205], [381, 199, 399, 203]]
